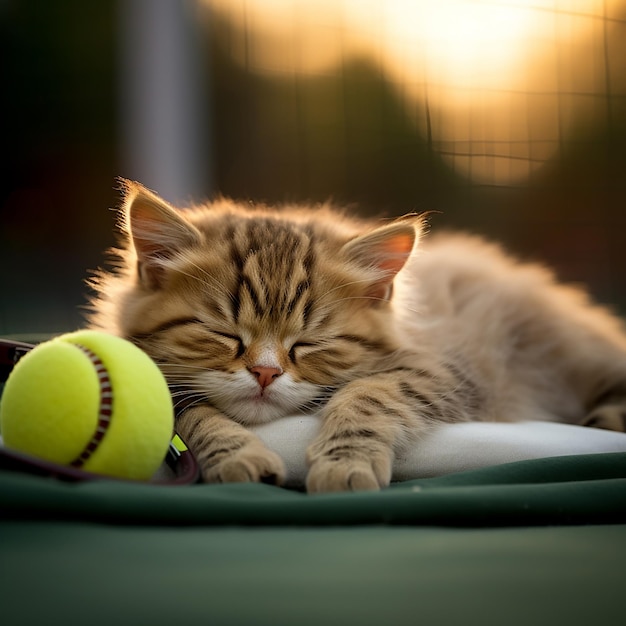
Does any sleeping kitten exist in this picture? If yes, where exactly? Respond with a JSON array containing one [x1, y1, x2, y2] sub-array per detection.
[[88, 180, 626, 492]]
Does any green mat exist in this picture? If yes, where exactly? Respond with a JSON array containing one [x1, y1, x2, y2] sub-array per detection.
[[1, 453, 625, 626], [2, 452, 625, 526]]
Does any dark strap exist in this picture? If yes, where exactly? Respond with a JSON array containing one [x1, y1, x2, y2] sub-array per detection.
[[0, 338, 35, 383]]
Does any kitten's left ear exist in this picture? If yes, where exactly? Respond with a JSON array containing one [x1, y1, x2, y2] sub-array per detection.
[[342, 217, 422, 301], [120, 179, 201, 289]]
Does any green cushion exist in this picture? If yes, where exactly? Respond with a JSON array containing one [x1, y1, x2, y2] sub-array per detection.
[[2, 452, 625, 526], [1, 453, 625, 626]]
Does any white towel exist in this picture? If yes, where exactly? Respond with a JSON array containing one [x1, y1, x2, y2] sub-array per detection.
[[252, 418, 626, 487]]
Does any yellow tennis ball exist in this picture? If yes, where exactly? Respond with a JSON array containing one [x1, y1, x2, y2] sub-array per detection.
[[0, 330, 173, 481]]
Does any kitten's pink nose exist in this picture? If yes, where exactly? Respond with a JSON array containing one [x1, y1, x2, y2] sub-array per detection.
[[249, 365, 283, 389]]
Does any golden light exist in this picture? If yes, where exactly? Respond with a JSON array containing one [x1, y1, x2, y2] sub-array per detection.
[[355, 0, 537, 90], [207, 0, 625, 185]]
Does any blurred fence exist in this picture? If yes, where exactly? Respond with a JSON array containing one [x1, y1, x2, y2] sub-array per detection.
[[0, 0, 625, 334]]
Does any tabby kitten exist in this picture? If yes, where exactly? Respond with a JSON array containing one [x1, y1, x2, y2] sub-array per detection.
[[88, 180, 626, 492]]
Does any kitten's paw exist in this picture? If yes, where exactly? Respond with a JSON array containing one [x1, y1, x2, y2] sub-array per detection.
[[581, 405, 626, 432], [306, 455, 392, 493], [201, 443, 286, 485]]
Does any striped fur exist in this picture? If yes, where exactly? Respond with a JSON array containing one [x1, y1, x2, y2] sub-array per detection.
[[88, 180, 626, 491]]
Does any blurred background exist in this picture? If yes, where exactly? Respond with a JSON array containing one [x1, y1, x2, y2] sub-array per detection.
[[1, 0, 625, 335]]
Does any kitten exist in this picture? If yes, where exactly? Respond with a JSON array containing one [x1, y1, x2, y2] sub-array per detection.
[[88, 180, 626, 492]]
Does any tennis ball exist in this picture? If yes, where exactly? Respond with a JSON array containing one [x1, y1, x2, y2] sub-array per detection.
[[0, 330, 173, 481]]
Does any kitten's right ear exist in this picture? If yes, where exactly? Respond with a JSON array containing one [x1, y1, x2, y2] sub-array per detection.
[[120, 179, 201, 289], [341, 217, 422, 301]]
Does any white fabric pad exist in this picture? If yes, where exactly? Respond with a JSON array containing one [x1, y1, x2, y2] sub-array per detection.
[[252, 417, 626, 487]]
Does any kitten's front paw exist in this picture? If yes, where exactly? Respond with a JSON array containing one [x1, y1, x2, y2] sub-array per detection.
[[202, 442, 286, 485], [305, 453, 392, 493]]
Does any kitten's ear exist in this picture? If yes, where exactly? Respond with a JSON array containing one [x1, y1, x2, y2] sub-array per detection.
[[120, 179, 201, 289], [342, 217, 422, 301]]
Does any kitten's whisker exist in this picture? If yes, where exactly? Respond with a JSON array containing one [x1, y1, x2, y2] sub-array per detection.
[[164, 378, 207, 385], [160, 363, 211, 371], [170, 390, 200, 399], [172, 393, 208, 413]]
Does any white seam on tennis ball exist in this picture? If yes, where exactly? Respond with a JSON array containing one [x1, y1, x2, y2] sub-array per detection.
[[69, 344, 114, 468]]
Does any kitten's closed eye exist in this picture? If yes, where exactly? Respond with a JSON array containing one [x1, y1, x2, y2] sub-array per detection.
[[288, 342, 315, 362], [211, 331, 245, 359]]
